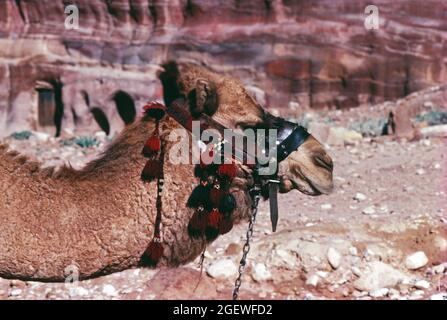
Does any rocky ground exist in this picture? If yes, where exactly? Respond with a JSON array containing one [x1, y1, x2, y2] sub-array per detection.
[[0, 103, 446, 300]]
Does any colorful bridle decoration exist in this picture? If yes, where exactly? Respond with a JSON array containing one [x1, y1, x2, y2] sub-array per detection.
[[139, 101, 240, 265], [140, 101, 166, 266], [187, 145, 238, 241]]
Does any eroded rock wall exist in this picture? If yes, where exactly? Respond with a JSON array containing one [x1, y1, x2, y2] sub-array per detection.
[[0, 0, 446, 136]]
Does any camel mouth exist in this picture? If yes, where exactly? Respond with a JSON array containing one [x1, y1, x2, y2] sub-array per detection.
[[279, 175, 326, 196], [278, 155, 334, 196]]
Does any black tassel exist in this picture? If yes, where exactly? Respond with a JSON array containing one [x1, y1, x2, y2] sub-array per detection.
[[194, 165, 205, 178], [218, 193, 236, 214], [187, 184, 210, 208], [205, 226, 219, 241]]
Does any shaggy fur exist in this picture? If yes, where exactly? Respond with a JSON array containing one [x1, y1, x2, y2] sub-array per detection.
[[0, 63, 333, 281], [0, 117, 253, 281]]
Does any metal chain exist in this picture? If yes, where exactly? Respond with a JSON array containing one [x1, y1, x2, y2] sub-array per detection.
[[232, 192, 260, 300]]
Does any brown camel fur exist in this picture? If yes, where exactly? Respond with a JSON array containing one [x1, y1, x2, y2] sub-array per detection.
[[0, 63, 333, 281]]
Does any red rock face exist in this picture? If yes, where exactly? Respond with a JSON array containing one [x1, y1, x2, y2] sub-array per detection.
[[0, 0, 446, 135]]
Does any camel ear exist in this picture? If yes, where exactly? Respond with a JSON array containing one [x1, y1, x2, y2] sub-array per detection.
[[188, 78, 218, 117], [159, 61, 182, 107]]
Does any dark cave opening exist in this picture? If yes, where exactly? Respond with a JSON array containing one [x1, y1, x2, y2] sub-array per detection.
[[113, 91, 136, 125], [91, 107, 110, 135]]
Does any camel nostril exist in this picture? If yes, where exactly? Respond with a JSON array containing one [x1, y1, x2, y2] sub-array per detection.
[[313, 153, 333, 172]]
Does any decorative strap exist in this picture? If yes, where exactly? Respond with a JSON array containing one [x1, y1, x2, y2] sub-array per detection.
[[141, 102, 166, 266]]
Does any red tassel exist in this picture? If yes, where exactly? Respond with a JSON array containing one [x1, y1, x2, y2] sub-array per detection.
[[144, 239, 163, 263], [219, 217, 233, 235], [218, 163, 237, 179], [141, 159, 162, 181], [142, 136, 161, 157], [207, 209, 221, 228], [143, 101, 166, 120], [205, 209, 221, 240], [209, 186, 225, 206], [188, 209, 207, 238]]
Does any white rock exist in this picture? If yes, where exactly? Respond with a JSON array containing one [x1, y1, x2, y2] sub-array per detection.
[[362, 206, 375, 215], [420, 124, 447, 138], [306, 274, 320, 287], [32, 131, 50, 142], [273, 249, 297, 268], [388, 288, 400, 299], [352, 267, 362, 277], [316, 271, 328, 278], [321, 203, 332, 210], [415, 168, 426, 175], [94, 131, 107, 139], [304, 293, 316, 300], [61, 128, 75, 137], [69, 286, 89, 297], [423, 101, 434, 108], [251, 263, 272, 282], [353, 193, 366, 201], [369, 288, 389, 298], [288, 101, 300, 111], [411, 290, 425, 298], [434, 236, 447, 251], [378, 205, 389, 214], [430, 293, 447, 300], [327, 247, 342, 269], [349, 247, 358, 256], [364, 248, 375, 258], [102, 284, 117, 296], [9, 288, 22, 296], [353, 261, 410, 292], [432, 264, 445, 274], [207, 259, 237, 279], [405, 251, 429, 270], [414, 280, 430, 290], [326, 127, 362, 146]]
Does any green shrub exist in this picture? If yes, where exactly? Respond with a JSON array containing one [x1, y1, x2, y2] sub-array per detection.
[[414, 110, 447, 126], [10, 131, 32, 140], [60, 136, 99, 148], [349, 118, 387, 137]]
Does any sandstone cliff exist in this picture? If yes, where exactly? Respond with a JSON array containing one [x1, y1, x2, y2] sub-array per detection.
[[0, 0, 445, 136]]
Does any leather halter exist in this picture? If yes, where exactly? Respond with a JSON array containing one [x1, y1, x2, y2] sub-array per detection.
[[165, 98, 310, 232]]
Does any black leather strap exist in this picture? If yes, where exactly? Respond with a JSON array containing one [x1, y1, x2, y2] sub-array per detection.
[[275, 125, 310, 163]]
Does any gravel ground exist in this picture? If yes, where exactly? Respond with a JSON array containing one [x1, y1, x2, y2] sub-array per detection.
[[0, 116, 446, 300]]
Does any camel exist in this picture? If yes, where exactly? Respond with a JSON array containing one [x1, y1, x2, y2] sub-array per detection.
[[0, 62, 333, 281]]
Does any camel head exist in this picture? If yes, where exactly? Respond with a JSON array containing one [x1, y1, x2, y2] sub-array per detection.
[[159, 62, 333, 196]]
